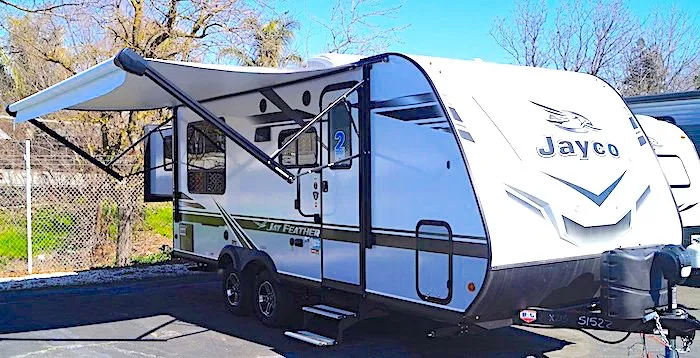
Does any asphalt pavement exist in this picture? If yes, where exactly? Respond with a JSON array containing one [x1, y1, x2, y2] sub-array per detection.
[[1, 273, 699, 357]]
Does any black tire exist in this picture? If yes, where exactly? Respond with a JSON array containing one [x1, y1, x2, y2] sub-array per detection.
[[222, 263, 251, 315], [253, 270, 293, 327]]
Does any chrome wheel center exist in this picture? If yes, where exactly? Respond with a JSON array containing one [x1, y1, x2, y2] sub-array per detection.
[[225, 273, 241, 307], [257, 281, 276, 318]]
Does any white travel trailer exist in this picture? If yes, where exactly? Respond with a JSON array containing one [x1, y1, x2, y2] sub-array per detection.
[[7, 49, 700, 351], [636, 114, 700, 270]]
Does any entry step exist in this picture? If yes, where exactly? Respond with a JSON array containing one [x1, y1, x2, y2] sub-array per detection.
[[284, 330, 336, 346], [302, 304, 357, 320]]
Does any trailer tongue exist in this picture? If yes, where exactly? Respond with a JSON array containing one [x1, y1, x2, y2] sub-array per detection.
[[513, 245, 700, 356]]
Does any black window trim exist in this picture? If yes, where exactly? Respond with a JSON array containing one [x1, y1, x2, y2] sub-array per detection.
[[162, 134, 173, 171], [186, 120, 226, 195], [277, 127, 319, 169]]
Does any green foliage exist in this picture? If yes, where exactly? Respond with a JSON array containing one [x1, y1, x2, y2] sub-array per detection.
[[225, 16, 302, 68], [100, 200, 119, 242], [0, 208, 73, 259], [131, 251, 170, 265], [622, 38, 668, 96], [143, 204, 172, 239]]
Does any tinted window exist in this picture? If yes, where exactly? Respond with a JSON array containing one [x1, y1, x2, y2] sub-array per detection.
[[187, 121, 226, 194], [278, 128, 318, 168], [163, 135, 172, 171], [329, 104, 352, 169]]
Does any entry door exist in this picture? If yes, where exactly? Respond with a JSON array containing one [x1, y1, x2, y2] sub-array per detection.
[[320, 84, 361, 288]]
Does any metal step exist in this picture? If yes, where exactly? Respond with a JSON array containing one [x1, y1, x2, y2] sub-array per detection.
[[284, 330, 337, 346], [302, 305, 356, 320], [314, 304, 357, 317]]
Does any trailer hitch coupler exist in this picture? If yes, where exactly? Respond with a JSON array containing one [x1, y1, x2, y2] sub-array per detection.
[[655, 245, 692, 286]]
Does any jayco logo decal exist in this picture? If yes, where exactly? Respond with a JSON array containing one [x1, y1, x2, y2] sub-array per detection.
[[531, 101, 619, 160], [531, 101, 600, 133], [537, 137, 619, 159]]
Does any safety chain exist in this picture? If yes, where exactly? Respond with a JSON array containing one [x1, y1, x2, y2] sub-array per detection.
[[654, 313, 694, 354]]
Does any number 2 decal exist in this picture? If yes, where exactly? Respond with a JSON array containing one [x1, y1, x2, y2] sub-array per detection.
[[334, 130, 345, 150]]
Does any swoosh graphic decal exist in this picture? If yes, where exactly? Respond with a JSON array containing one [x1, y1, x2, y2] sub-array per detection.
[[680, 203, 697, 213], [548, 172, 626, 206], [214, 201, 258, 250]]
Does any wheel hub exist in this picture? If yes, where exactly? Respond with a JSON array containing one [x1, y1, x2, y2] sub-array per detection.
[[257, 281, 276, 318], [225, 273, 241, 307]]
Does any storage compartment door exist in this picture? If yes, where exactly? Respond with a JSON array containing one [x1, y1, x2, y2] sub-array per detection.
[[416, 220, 453, 304]]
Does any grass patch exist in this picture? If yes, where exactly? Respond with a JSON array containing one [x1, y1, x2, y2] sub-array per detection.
[[0, 208, 73, 259], [131, 251, 170, 265], [143, 204, 172, 239]]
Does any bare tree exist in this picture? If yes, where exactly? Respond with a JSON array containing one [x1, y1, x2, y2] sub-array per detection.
[[491, 0, 549, 67], [316, 0, 406, 54], [0, 0, 82, 14], [621, 38, 667, 96], [642, 7, 700, 92], [550, 0, 638, 78], [0, 0, 259, 266], [492, 0, 699, 94]]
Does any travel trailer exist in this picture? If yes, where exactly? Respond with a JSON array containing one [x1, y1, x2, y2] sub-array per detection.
[[636, 114, 700, 271], [6, 49, 700, 351]]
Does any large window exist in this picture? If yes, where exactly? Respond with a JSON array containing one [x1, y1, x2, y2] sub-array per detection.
[[187, 121, 226, 194], [278, 128, 318, 168]]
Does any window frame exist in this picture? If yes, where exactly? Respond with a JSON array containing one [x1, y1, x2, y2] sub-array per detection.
[[328, 104, 353, 170], [186, 120, 227, 195], [162, 134, 173, 171], [277, 127, 319, 169]]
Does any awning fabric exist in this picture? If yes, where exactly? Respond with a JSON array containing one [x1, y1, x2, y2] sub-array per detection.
[[7, 56, 352, 122]]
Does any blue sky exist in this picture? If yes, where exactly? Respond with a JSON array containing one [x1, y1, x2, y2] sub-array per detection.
[[276, 0, 700, 64]]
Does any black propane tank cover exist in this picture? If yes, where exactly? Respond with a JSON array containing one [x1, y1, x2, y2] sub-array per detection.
[[600, 246, 668, 319]]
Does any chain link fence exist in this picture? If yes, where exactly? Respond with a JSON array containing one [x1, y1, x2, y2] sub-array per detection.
[[0, 133, 172, 276]]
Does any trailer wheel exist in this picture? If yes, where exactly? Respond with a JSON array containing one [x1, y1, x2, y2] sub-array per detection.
[[222, 264, 251, 315], [253, 270, 293, 327]]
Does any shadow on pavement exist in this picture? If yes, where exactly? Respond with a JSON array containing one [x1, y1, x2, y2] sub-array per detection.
[[0, 273, 571, 357]]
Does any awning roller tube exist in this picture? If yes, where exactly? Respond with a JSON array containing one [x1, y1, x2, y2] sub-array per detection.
[[114, 48, 296, 184]]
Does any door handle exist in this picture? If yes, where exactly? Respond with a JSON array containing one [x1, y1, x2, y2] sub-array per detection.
[[321, 180, 329, 192]]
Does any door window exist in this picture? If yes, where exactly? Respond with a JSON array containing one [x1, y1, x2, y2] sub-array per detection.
[[329, 103, 353, 169]]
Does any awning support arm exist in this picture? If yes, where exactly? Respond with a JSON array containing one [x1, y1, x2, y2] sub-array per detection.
[[106, 116, 172, 168], [295, 153, 361, 178], [270, 79, 364, 160], [29, 119, 124, 180], [114, 48, 295, 184]]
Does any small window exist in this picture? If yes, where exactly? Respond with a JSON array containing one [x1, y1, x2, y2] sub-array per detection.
[[278, 128, 318, 168], [163, 135, 173, 171], [658, 155, 690, 188], [329, 104, 353, 169], [187, 121, 226, 194]]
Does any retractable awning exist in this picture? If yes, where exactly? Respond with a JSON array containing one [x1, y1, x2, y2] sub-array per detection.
[[6, 49, 371, 183], [7, 51, 353, 122]]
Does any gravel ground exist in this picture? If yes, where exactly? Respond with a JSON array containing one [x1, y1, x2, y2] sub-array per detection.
[[0, 263, 202, 291]]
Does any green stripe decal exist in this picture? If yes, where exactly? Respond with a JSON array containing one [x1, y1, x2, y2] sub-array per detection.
[[181, 214, 225, 227]]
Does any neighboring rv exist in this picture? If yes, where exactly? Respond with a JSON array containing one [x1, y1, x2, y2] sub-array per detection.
[[6, 49, 700, 349], [636, 114, 700, 270]]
